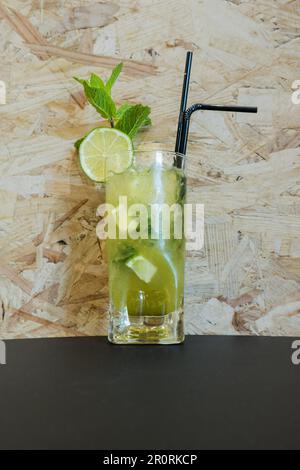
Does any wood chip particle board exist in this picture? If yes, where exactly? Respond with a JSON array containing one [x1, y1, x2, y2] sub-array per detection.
[[0, 0, 299, 338]]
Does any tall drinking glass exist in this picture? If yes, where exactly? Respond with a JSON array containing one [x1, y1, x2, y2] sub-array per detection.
[[105, 150, 186, 344]]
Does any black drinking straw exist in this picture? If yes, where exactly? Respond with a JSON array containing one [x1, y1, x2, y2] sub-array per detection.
[[175, 51, 193, 155], [174, 52, 258, 159], [178, 103, 258, 155]]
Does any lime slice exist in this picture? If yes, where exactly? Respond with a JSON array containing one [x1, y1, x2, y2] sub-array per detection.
[[79, 128, 133, 182], [125, 255, 157, 283]]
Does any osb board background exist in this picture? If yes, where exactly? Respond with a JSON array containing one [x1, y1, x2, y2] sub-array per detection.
[[0, 0, 299, 339]]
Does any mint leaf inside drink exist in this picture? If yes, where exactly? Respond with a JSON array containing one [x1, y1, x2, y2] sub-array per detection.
[[113, 244, 137, 263]]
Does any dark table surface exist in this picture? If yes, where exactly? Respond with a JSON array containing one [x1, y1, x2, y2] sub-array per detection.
[[0, 335, 300, 450]]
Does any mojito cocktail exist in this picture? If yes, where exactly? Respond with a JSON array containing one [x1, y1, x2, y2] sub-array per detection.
[[75, 56, 256, 345], [106, 151, 186, 344]]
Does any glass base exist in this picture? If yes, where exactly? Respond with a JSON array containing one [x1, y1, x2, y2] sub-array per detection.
[[108, 309, 184, 344]]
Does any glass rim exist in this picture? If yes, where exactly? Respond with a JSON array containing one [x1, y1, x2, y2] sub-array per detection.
[[132, 148, 186, 160]]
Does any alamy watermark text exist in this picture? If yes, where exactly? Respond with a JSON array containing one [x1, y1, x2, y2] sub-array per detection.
[[96, 199, 204, 251]]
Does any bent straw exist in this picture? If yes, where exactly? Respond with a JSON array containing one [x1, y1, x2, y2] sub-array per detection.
[[175, 51, 193, 156], [174, 52, 258, 157], [178, 103, 258, 155]]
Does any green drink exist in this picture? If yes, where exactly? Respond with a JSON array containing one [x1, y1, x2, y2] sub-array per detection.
[[75, 58, 256, 345], [106, 151, 186, 344]]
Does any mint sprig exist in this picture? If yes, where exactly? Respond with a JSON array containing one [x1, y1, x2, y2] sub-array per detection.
[[74, 63, 151, 147]]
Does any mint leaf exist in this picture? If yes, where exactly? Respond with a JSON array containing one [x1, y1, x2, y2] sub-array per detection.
[[117, 103, 133, 119], [116, 104, 151, 139], [143, 116, 152, 126], [74, 77, 117, 120], [90, 73, 105, 89], [117, 103, 152, 126], [74, 137, 84, 150], [85, 85, 116, 119], [73, 77, 86, 86], [113, 244, 137, 263], [106, 63, 123, 94]]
